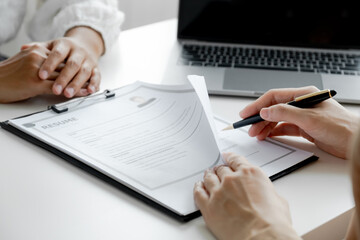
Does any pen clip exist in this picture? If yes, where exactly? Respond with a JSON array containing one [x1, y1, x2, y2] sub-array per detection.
[[49, 89, 116, 114]]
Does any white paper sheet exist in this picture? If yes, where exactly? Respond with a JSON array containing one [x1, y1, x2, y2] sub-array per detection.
[[7, 79, 314, 216]]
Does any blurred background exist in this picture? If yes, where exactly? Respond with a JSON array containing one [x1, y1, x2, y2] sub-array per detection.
[[118, 0, 178, 30], [0, 0, 178, 56]]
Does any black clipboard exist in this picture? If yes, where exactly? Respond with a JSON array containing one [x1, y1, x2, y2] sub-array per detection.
[[0, 88, 318, 222], [1, 117, 318, 221], [0, 119, 201, 222], [0, 89, 203, 222]]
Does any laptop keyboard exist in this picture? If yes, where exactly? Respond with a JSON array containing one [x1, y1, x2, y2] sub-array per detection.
[[179, 44, 360, 75]]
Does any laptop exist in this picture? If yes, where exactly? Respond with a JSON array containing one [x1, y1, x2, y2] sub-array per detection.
[[163, 0, 360, 104]]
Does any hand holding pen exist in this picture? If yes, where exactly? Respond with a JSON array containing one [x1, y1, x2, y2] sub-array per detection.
[[227, 86, 359, 159], [223, 89, 336, 130]]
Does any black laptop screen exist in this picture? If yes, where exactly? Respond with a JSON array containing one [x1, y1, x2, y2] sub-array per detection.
[[178, 0, 360, 49]]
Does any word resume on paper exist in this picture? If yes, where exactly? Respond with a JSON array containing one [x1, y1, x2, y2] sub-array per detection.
[[6, 81, 222, 218], [2, 77, 316, 220]]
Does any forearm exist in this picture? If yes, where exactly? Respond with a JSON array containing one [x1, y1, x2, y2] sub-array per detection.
[[346, 123, 360, 239], [252, 224, 302, 240], [65, 26, 105, 58], [346, 213, 359, 240], [349, 166, 360, 240]]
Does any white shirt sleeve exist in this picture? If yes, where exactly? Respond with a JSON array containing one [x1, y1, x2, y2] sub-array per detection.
[[0, 0, 27, 45], [28, 0, 125, 53]]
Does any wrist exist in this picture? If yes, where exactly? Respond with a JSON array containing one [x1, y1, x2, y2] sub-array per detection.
[[252, 223, 301, 240], [347, 112, 360, 158], [65, 26, 105, 58]]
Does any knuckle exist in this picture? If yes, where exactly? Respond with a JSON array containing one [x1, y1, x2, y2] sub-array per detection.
[[239, 165, 251, 175], [204, 172, 214, 180], [216, 165, 225, 174], [266, 88, 281, 99], [239, 164, 259, 175], [227, 153, 239, 163], [80, 65, 92, 75], [267, 89, 276, 96], [31, 43, 43, 50], [27, 51, 43, 62], [222, 176, 238, 192], [62, 38, 73, 46], [67, 60, 80, 70], [59, 38, 69, 44], [222, 175, 236, 186], [229, 161, 239, 170], [52, 49, 64, 58], [55, 39, 69, 48], [272, 103, 287, 114], [227, 154, 246, 168], [250, 165, 261, 174]]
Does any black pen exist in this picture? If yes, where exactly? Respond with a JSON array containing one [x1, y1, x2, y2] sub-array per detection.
[[222, 89, 337, 131]]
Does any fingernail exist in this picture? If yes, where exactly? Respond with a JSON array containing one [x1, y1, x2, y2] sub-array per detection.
[[239, 110, 244, 117], [195, 181, 202, 187], [89, 85, 96, 93], [54, 84, 63, 95], [260, 108, 269, 119], [66, 87, 75, 98], [40, 70, 48, 79]]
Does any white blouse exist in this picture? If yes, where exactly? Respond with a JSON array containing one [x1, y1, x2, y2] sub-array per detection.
[[0, 0, 124, 52]]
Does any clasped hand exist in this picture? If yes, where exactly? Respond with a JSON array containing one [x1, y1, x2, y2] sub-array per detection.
[[0, 28, 102, 103]]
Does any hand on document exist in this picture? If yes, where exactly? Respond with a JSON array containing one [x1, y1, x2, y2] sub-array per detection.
[[194, 153, 301, 240], [240, 86, 359, 159]]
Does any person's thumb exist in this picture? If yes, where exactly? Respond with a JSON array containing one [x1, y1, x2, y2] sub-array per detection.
[[21, 42, 51, 51], [260, 104, 310, 128]]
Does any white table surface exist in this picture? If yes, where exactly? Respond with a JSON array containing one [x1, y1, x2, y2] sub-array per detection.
[[0, 19, 357, 240]]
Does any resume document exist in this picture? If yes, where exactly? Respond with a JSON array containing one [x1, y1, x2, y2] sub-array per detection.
[[6, 77, 315, 218]]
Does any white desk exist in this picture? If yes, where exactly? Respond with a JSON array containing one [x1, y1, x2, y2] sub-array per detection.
[[0, 19, 356, 240]]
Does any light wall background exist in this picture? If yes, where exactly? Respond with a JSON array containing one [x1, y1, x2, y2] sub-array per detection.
[[0, 0, 178, 56], [118, 0, 178, 30]]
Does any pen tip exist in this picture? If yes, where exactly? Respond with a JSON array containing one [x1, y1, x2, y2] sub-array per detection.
[[222, 125, 234, 131], [330, 90, 337, 97]]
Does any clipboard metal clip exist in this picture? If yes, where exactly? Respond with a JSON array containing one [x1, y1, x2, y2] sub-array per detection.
[[104, 89, 115, 99], [49, 89, 116, 114]]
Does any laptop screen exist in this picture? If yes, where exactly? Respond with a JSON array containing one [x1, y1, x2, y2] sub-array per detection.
[[178, 0, 360, 49]]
